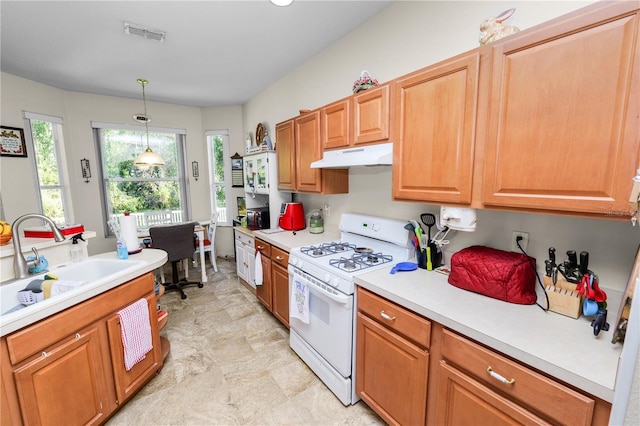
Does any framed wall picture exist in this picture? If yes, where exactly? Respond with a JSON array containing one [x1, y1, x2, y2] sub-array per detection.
[[0, 126, 27, 157], [237, 197, 246, 217], [231, 152, 243, 187]]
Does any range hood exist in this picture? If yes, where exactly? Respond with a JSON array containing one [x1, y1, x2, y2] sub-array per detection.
[[310, 142, 393, 168]]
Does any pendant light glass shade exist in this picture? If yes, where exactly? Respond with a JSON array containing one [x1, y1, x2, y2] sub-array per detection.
[[134, 78, 165, 166]]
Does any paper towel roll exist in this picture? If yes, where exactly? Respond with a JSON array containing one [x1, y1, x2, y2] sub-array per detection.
[[120, 215, 140, 253]]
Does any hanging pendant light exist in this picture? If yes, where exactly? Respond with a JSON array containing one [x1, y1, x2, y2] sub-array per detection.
[[134, 78, 165, 166]]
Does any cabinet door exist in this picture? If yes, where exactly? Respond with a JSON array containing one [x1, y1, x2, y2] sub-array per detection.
[[256, 249, 272, 310], [106, 295, 162, 405], [235, 242, 246, 281], [321, 99, 351, 149], [356, 312, 428, 426], [13, 325, 111, 426], [247, 247, 256, 287], [436, 361, 546, 426], [482, 3, 640, 216], [295, 111, 323, 193], [272, 261, 290, 328], [393, 51, 481, 204], [353, 84, 391, 145], [276, 119, 296, 191]]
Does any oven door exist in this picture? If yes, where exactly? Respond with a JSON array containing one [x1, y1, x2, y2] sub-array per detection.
[[288, 265, 354, 377]]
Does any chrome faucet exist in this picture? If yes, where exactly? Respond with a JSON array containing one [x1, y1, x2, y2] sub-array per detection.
[[11, 214, 66, 279]]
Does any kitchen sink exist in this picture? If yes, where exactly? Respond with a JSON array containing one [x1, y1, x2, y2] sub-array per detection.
[[0, 258, 145, 317]]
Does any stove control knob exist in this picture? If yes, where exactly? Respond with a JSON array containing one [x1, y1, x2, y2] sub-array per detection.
[[290, 258, 298, 268], [324, 273, 331, 283]]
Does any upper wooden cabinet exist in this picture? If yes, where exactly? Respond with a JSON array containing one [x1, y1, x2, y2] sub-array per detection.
[[276, 111, 349, 194], [275, 119, 295, 191], [320, 84, 392, 150], [392, 50, 483, 205], [481, 2, 640, 216], [296, 110, 324, 193], [353, 83, 392, 146], [321, 98, 351, 150]]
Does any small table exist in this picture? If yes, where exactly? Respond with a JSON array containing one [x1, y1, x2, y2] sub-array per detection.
[[138, 225, 207, 283]]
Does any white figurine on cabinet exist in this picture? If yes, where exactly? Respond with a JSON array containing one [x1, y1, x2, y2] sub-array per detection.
[[479, 8, 520, 45]]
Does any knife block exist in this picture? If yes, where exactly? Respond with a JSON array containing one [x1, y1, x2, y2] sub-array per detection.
[[543, 275, 583, 319]]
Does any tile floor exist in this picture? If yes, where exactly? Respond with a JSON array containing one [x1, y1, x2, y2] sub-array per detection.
[[107, 257, 385, 425]]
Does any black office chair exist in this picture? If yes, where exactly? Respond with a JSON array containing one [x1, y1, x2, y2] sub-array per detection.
[[149, 222, 203, 299]]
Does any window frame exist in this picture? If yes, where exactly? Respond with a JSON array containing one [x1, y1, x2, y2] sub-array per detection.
[[23, 111, 73, 225], [206, 130, 231, 226], [92, 122, 192, 236]]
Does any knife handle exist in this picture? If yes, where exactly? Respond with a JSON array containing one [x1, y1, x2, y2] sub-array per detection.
[[580, 251, 589, 275], [549, 247, 556, 265], [567, 250, 577, 268]]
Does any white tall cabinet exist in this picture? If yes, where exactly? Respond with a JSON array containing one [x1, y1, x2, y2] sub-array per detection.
[[243, 150, 288, 229], [235, 230, 255, 288]]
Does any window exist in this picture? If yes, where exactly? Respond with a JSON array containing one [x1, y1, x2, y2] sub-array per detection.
[[24, 112, 72, 225], [93, 122, 190, 233], [206, 130, 230, 225]]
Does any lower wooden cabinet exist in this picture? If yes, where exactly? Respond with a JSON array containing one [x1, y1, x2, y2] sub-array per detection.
[[355, 288, 612, 426], [271, 247, 289, 328], [356, 288, 430, 425], [13, 324, 112, 426], [106, 294, 162, 404], [255, 239, 289, 328], [1, 272, 163, 425]]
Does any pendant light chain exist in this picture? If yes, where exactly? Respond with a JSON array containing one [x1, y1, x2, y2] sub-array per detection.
[[134, 78, 165, 166]]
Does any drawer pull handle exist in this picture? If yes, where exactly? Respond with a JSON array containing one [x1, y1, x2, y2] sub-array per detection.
[[487, 367, 515, 385], [275, 256, 283, 261], [380, 310, 396, 321], [42, 351, 49, 358], [75, 333, 81, 339]]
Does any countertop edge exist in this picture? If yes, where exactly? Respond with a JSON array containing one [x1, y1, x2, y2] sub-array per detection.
[[0, 249, 167, 336], [355, 270, 621, 403]]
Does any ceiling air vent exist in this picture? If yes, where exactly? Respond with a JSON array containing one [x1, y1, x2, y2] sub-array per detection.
[[124, 22, 166, 42]]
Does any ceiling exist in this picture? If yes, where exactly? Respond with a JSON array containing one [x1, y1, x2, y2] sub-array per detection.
[[1, 1, 393, 107]]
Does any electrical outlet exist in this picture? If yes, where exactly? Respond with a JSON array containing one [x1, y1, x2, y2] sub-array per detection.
[[323, 204, 330, 217], [511, 231, 529, 252]]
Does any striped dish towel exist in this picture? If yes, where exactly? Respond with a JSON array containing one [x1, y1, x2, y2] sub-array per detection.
[[117, 298, 153, 371]]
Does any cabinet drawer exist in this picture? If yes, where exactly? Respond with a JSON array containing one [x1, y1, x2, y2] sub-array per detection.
[[441, 329, 595, 425], [6, 273, 154, 365], [255, 239, 271, 258], [357, 287, 430, 349], [271, 247, 289, 268], [235, 231, 255, 248]]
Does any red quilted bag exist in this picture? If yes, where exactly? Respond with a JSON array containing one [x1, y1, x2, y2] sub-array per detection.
[[448, 246, 537, 305]]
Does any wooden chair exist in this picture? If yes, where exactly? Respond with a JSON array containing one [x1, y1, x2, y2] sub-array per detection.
[[193, 212, 218, 272], [149, 222, 203, 299]]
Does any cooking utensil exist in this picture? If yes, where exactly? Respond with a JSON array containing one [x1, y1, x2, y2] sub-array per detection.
[[579, 251, 589, 275], [420, 213, 437, 242], [583, 298, 599, 316], [390, 262, 418, 275], [426, 247, 433, 271]]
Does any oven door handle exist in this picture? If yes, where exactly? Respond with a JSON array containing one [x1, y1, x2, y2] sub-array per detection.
[[313, 285, 351, 307]]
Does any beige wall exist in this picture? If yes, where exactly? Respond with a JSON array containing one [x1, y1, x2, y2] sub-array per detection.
[[2, 1, 639, 289], [242, 0, 640, 291]]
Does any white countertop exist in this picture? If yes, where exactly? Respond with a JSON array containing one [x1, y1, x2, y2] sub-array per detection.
[[0, 249, 167, 336], [243, 225, 342, 251], [354, 266, 623, 402]]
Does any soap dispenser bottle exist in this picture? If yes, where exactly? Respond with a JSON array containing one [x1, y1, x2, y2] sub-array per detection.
[[70, 233, 86, 262]]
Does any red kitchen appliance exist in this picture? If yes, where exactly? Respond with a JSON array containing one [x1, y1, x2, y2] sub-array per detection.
[[279, 202, 305, 231]]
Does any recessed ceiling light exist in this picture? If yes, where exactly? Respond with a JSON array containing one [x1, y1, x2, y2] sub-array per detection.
[[124, 22, 166, 42], [270, 0, 293, 6]]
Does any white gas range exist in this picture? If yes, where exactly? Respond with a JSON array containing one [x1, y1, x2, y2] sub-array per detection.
[[288, 213, 413, 405]]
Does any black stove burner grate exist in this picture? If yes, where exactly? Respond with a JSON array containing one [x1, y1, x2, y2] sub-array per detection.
[[300, 242, 357, 258], [329, 252, 393, 272]]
